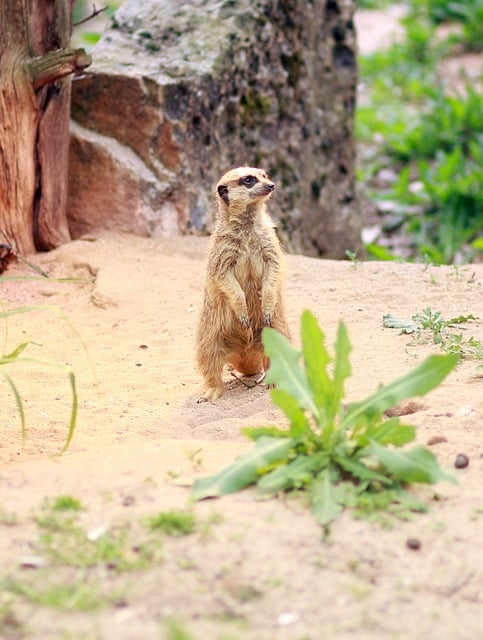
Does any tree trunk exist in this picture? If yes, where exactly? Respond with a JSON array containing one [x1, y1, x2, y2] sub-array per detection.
[[0, 0, 91, 255]]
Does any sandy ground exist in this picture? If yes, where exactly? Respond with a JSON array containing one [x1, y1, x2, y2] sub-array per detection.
[[1, 8, 483, 640], [1, 230, 482, 640]]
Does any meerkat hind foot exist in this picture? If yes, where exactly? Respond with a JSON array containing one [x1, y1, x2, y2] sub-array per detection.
[[197, 386, 224, 403]]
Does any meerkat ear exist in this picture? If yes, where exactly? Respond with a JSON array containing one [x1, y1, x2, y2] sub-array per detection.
[[217, 184, 229, 205]]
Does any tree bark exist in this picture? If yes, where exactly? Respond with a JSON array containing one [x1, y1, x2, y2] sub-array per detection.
[[0, 0, 91, 255]]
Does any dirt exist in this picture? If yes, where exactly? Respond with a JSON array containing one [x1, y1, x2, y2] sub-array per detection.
[[1, 7, 483, 639], [1, 229, 482, 640]]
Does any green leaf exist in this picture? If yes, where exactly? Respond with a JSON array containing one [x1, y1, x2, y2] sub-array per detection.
[[332, 322, 352, 416], [269, 389, 312, 437], [334, 455, 392, 485], [310, 468, 344, 527], [343, 354, 458, 428], [369, 441, 457, 485], [258, 452, 329, 494], [242, 425, 291, 440], [367, 418, 416, 447], [263, 327, 318, 416], [300, 310, 332, 415], [383, 313, 418, 334], [192, 437, 294, 500]]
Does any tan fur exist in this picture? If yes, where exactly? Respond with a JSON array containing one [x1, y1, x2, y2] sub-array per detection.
[[196, 167, 290, 401]]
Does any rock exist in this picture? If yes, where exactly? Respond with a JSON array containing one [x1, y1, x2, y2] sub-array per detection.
[[406, 538, 421, 551], [454, 454, 469, 469], [68, 122, 182, 238], [68, 0, 360, 258]]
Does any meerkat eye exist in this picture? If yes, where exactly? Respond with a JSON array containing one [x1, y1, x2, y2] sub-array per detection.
[[239, 175, 258, 188]]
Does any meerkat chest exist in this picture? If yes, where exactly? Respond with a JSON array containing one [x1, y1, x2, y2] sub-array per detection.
[[234, 233, 270, 284]]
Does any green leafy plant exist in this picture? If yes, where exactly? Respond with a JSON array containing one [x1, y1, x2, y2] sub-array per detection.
[[193, 311, 458, 531], [384, 308, 482, 359], [356, 1, 483, 264], [411, 0, 483, 51]]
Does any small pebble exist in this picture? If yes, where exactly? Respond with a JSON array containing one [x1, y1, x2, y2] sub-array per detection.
[[277, 612, 299, 626], [19, 555, 46, 569], [454, 453, 469, 469], [406, 538, 421, 551], [427, 435, 448, 446]]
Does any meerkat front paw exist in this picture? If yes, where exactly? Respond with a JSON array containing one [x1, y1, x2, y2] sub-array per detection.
[[239, 313, 250, 329], [262, 311, 273, 327]]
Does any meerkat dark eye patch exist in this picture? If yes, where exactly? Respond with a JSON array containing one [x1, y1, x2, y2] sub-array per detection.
[[217, 184, 230, 205], [239, 175, 258, 188]]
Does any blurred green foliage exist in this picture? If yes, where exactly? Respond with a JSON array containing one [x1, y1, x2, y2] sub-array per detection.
[[72, 0, 121, 47], [357, 0, 483, 263]]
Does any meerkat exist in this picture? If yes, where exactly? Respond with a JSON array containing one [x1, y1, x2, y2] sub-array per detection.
[[196, 166, 290, 402]]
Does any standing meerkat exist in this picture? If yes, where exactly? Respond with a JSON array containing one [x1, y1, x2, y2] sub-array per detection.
[[196, 166, 290, 402]]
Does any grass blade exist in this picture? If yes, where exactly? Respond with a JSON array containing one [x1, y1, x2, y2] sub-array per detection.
[[1, 371, 27, 443], [60, 371, 78, 454], [2, 341, 30, 360]]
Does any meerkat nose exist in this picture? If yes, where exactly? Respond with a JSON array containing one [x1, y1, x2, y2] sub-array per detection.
[[267, 183, 275, 192]]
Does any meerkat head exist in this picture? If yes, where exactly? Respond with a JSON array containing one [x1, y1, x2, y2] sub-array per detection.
[[215, 167, 275, 217]]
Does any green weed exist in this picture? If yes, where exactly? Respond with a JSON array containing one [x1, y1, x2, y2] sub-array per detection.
[[384, 308, 482, 359], [147, 509, 196, 536], [50, 495, 85, 512], [1, 574, 123, 611], [192, 311, 458, 532], [411, 0, 483, 51]]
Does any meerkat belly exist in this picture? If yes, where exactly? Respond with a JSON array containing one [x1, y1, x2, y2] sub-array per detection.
[[235, 246, 264, 292], [234, 245, 265, 326]]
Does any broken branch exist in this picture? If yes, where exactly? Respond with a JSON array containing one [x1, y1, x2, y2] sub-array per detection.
[[28, 48, 92, 91]]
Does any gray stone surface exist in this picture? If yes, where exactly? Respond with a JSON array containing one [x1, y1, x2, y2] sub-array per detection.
[[69, 0, 360, 257]]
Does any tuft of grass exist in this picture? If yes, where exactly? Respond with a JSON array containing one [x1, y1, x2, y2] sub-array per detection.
[[192, 311, 458, 532], [147, 510, 196, 536], [50, 495, 85, 512], [165, 617, 197, 640]]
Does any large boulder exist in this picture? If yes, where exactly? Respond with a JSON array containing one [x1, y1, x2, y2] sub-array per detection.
[[69, 0, 360, 257]]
